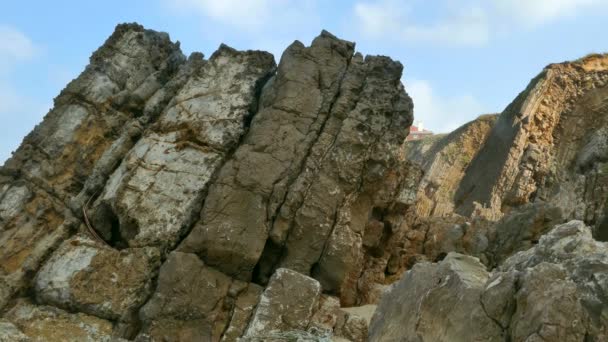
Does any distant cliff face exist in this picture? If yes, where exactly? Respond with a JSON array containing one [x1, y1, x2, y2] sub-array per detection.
[[0, 23, 412, 341]]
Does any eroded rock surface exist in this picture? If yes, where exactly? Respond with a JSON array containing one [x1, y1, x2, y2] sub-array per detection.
[[34, 235, 160, 322], [370, 221, 608, 341], [1, 23, 413, 340]]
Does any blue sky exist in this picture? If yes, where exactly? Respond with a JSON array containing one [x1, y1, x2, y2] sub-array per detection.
[[1, 0, 606, 163]]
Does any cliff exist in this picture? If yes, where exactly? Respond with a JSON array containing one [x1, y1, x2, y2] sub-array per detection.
[[0, 24, 411, 341], [370, 54, 608, 341]]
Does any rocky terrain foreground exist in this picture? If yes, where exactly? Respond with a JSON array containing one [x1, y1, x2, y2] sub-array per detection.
[[1, 23, 607, 341]]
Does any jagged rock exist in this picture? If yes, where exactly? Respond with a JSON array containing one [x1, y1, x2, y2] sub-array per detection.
[[34, 235, 160, 322], [371, 221, 608, 341], [90, 46, 275, 250], [369, 253, 503, 341], [178, 31, 412, 309], [220, 282, 263, 342], [138, 252, 234, 341], [454, 55, 608, 232], [404, 114, 498, 218], [244, 268, 322, 338], [5, 300, 120, 342], [0, 23, 185, 311], [0, 320, 29, 342]]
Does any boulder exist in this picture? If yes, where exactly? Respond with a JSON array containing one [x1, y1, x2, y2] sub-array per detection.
[[244, 268, 321, 338], [370, 221, 608, 341]]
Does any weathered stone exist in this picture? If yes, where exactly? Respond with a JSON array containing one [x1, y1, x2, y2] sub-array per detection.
[[139, 252, 234, 341], [405, 114, 498, 218], [34, 235, 160, 322], [0, 23, 185, 310], [309, 295, 341, 333], [5, 300, 118, 342], [221, 282, 263, 342], [369, 253, 503, 341], [0, 320, 29, 342], [334, 310, 368, 342], [244, 268, 321, 338], [455, 55, 608, 227], [372, 221, 608, 341], [179, 31, 413, 299], [0, 181, 73, 310], [90, 45, 275, 250]]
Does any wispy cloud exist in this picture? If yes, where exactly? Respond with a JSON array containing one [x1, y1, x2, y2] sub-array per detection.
[[165, 0, 320, 34], [353, 0, 608, 47], [354, 0, 489, 46], [0, 26, 43, 163], [0, 25, 37, 72], [404, 79, 487, 133], [494, 0, 608, 26]]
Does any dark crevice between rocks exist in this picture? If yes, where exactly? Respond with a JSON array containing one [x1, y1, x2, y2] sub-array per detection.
[[252, 239, 283, 286], [595, 213, 608, 241]]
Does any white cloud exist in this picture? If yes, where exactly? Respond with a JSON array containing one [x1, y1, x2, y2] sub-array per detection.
[[0, 25, 37, 72], [354, 0, 489, 46], [166, 0, 319, 33], [494, 0, 608, 26], [0, 26, 42, 164], [404, 79, 487, 133], [353, 0, 608, 46]]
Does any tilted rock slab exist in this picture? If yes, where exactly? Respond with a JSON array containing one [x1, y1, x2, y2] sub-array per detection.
[[0, 23, 184, 310], [455, 54, 608, 230], [0, 23, 412, 341], [90, 46, 275, 250], [5, 300, 123, 342], [179, 30, 413, 306]]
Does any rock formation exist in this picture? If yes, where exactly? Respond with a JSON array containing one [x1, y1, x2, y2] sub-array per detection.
[[0, 23, 411, 341], [1, 21, 608, 342]]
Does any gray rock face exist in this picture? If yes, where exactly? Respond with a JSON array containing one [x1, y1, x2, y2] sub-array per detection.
[[178, 31, 412, 309], [370, 221, 608, 341], [244, 268, 321, 338], [369, 253, 503, 342], [0, 320, 28, 342], [90, 46, 275, 250], [138, 252, 234, 341]]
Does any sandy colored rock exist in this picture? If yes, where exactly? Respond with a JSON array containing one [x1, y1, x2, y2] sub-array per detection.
[[5, 300, 118, 342], [34, 235, 160, 321], [0, 23, 184, 311]]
